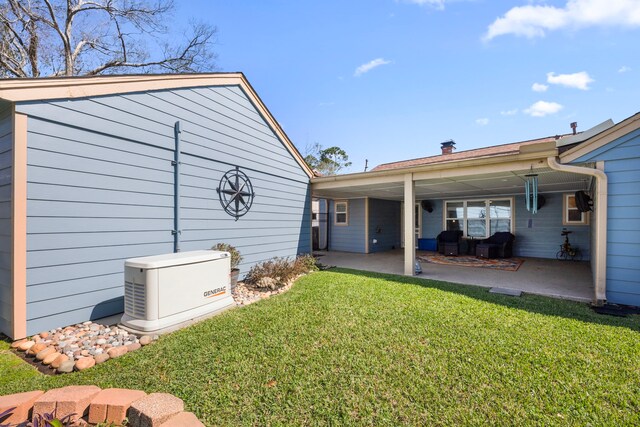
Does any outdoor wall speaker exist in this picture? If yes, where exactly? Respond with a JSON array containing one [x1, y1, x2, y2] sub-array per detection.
[[421, 200, 434, 213], [527, 194, 546, 211], [537, 194, 546, 210], [575, 190, 593, 212]]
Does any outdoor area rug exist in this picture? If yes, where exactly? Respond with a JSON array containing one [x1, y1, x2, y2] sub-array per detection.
[[418, 254, 524, 271]]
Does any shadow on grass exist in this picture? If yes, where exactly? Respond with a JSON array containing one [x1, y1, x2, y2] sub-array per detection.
[[329, 267, 640, 332]]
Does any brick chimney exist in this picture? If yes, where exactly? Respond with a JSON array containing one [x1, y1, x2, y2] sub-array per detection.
[[441, 140, 456, 155]]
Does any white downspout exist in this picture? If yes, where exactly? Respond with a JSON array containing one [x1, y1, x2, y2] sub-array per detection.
[[547, 156, 607, 305]]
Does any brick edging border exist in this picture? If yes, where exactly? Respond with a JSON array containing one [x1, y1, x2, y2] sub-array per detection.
[[0, 386, 204, 426]]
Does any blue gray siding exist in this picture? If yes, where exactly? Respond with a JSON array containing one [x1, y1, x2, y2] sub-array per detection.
[[0, 104, 12, 336], [513, 194, 590, 259], [572, 127, 640, 305], [415, 195, 590, 259], [421, 200, 443, 239], [328, 198, 366, 253], [331, 194, 588, 259], [368, 199, 400, 252], [17, 85, 310, 335]]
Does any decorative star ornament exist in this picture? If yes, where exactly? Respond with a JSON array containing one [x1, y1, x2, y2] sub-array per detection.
[[217, 167, 255, 220]]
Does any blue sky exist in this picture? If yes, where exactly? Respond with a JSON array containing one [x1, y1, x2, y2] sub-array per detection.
[[175, 0, 640, 173]]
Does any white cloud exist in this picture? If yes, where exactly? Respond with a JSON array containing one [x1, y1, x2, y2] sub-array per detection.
[[524, 101, 563, 117], [399, 0, 446, 10], [547, 71, 594, 90], [354, 58, 392, 77], [475, 118, 489, 126], [619, 65, 631, 73], [398, 0, 473, 10], [532, 83, 549, 92], [484, 0, 640, 41], [500, 109, 519, 116]]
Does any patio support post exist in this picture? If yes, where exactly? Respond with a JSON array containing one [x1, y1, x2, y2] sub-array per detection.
[[403, 173, 415, 276]]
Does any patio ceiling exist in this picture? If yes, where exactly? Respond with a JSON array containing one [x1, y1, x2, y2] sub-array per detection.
[[312, 167, 592, 200]]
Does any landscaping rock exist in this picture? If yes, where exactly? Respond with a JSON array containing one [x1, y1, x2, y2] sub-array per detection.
[[127, 342, 141, 352], [89, 388, 146, 425], [232, 278, 298, 306], [42, 351, 60, 366], [33, 385, 100, 424], [94, 353, 110, 364], [27, 342, 47, 356], [107, 346, 128, 359], [1, 387, 201, 427], [57, 360, 75, 373], [139, 335, 152, 346], [127, 393, 184, 427], [36, 346, 57, 361], [0, 390, 44, 425], [51, 354, 69, 369], [75, 357, 96, 371], [158, 412, 205, 427], [12, 320, 142, 373], [18, 340, 35, 351], [11, 339, 27, 349]]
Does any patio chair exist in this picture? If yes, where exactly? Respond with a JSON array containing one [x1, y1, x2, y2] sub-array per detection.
[[475, 232, 515, 258], [437, 230, 463, 255]]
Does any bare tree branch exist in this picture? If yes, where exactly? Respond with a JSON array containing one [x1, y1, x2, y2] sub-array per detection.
[[41, 0, 67, 43], [0, 0, 217, 77]]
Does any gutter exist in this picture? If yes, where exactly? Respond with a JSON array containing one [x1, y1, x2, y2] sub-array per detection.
[[312, 149, 558, 185], [547, 157, 607, 305]]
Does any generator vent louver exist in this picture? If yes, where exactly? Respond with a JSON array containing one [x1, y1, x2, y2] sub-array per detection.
[[124, 279, 146, 318]]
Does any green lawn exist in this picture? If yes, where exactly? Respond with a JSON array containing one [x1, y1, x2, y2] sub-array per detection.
[[2, 269, 639, 425]]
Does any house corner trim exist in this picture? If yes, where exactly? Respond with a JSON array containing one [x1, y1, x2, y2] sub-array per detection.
[[11, 110, 27, 339]]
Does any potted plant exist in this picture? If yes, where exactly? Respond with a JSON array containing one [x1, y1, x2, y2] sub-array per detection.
[[212, 243, 243, 289]]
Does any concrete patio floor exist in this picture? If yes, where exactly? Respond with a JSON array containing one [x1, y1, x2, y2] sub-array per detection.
[[315, 250, 594, 303]]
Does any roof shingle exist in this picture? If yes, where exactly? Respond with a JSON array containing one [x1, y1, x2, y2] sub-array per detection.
[[370, 136, 560, 172]]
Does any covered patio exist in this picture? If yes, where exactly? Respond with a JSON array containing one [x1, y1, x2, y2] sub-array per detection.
[[315, 250, 594, 302], [312, 137, 607, 304]]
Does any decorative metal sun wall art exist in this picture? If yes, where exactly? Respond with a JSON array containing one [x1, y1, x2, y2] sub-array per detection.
[[217, 167, 255, 220]]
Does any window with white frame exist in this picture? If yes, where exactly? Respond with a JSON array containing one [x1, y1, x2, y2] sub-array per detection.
[[335, 201, 348, 225], [445, 201, 464, 233], [563, 193, 588, 225], [444, 199, 513, 238]]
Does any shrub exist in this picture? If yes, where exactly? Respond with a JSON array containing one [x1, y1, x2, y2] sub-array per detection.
[[294, 254, 319, 274], [211, 243, 243, 270], [245, 255, 318, 290]]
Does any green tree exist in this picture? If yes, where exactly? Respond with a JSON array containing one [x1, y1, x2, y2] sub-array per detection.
[[0, 0, 216, 77], [304, 142, 352, 176]]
